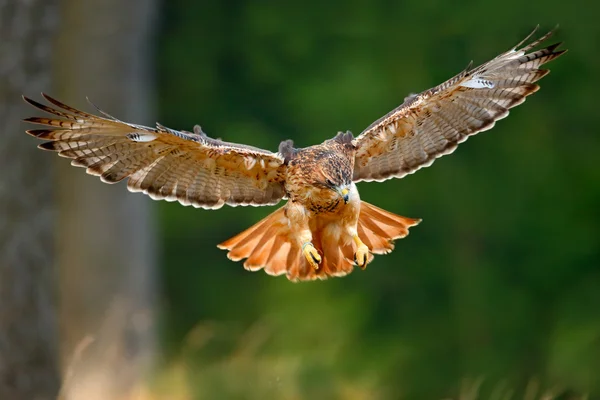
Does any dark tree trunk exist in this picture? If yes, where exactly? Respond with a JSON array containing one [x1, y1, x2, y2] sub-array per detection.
[[0, 1, 61, 399]]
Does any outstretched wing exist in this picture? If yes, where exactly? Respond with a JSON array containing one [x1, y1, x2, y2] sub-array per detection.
[[352, 28, 566, 183], [23, 94, 287, 209]]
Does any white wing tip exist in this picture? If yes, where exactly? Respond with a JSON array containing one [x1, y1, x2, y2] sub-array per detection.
[[126, 132, 157, 142], [460, 78, 496, 89]]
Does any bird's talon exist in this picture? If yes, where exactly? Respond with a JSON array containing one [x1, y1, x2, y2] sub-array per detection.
[[302, 242, 322, 270], [355, 244, 369, 269]]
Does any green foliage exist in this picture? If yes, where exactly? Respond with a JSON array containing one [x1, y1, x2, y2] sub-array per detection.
[[155, 1, 599, 398]]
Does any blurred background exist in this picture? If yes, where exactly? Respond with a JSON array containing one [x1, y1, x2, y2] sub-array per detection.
[[1, 0, 598, 399]]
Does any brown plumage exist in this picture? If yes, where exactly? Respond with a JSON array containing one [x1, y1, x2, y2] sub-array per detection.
[[22, 28, 565, 281]]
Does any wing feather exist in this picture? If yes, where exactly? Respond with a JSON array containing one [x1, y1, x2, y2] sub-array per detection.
[[23, 94, 287, 209], [352, 28, 566, 182]]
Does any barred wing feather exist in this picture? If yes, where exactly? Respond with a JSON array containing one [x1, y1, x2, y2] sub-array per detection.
[[352, 28, 566, 183], [23, 94, 287, 209]]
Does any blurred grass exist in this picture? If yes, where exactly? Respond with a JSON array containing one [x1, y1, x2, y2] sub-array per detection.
[[135, 321, 590, 400]]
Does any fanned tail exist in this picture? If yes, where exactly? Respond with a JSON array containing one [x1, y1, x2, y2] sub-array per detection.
[[217, 207, 296, 277], [357, 201, 421, 255], [218, 201, 420, 281]]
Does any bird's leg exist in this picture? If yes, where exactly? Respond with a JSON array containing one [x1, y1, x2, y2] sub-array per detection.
[[340, 187, 369, 269], [286, 202, 321, 270], [353, 235, 369, 269], [297, 227, 320, 270]]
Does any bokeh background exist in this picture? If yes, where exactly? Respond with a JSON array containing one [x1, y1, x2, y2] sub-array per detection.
[[1, 0, 598, 399]]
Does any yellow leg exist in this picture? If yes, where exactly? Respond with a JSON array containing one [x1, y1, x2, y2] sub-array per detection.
[[302, 242, 322, 270], [353, 235, 369, 269]]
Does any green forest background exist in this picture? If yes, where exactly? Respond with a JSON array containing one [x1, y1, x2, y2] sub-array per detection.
[[153, 1, 596, 399]]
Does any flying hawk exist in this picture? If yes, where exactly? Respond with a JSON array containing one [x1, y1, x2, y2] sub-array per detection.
[[23, 28, 565, 281]]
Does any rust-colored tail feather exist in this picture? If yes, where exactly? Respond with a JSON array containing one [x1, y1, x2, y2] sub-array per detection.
[[357, 201, 421, 255], [217, 201, 420, 281]]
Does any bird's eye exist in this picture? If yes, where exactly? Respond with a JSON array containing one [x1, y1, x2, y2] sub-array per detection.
[[325, 179, 334, 186]]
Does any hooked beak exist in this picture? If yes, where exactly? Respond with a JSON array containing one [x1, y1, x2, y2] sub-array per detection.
[[340, 188, 349, 204]]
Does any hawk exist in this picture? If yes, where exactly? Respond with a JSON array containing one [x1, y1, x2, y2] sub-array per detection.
[[23, 28, 565, 281]]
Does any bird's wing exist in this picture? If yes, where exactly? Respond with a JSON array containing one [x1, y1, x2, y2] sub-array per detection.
[[352, 28, 566, 183], [24, 94, 287, 209]]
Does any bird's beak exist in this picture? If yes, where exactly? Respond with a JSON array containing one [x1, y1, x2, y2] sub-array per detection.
[[340, 188, 349, 204]]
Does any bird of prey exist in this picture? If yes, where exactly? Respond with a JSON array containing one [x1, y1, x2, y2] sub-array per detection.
[[23, 28, 565, 281]]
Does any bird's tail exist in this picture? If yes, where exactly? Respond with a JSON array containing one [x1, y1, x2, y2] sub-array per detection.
[[356, 201, 421, 255], [217, 201, 420, 281], [217, 207, 297, 278]]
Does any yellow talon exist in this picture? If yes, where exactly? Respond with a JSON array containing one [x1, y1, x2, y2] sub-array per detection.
[[353, 235, 369, 269], [302, 242, 322, 270]]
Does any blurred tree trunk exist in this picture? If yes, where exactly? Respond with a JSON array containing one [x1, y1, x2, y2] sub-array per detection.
[[0, 1, 60, 400], [52, 0, 158, 399]]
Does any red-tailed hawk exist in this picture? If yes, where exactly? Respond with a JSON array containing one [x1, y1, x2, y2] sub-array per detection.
[[23, 28, 565, 281]]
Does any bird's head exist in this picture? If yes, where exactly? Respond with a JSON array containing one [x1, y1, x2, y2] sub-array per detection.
[[330, 181, 350, 203], [319, 175, 351, 204], [314, 153, 354, 204]]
